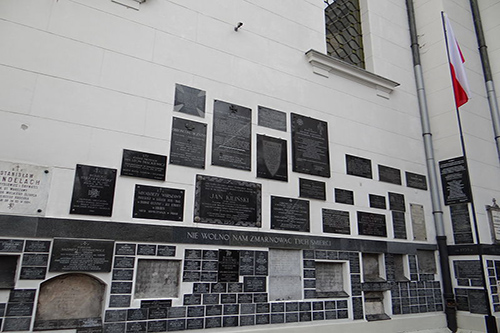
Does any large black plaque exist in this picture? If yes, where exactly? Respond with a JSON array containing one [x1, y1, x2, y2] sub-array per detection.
[[70, 164, 117, 217], [369, 194, 386, 210], [133, 185, 184, 221], [291, 113, 330, 178], [218, 249, 239, 282], [299, 179, 326, 201], [212, 100, 252, 170], [271, 196, 310, 232], [174, 84, 206, 117], [258, 106, 287, 132], [378, 165, 401, 185], [335, 188, 354, 205], [346, 155, 372, 179], [170, 117, 207, 169], [121, 149, 167, 181], [454, 261, 482, 279], [49, 239, 114, 272], [0, 256, 18, 288], [322, 209, 350, 234], [194, 175, 261, 227], [406, 172, 427, 190], [439, 157, 472, 205], [450, 204, 473, 244], [256, 135, 288, 182], [392, 211, 407, 239], [357, 212, 387, 237], [389, 192, 406, 212]]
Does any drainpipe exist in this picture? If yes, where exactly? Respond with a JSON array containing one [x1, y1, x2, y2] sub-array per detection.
[[469, 0, 500, 161], [405, 1, 457, 331]]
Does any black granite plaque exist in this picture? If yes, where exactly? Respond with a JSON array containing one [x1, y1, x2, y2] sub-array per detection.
[[406, 172, 427, 190], [49, 239, 114, 272], [170, 117, 207, 169], [184, 294, 201, 306], [194, 175, 261, 227], [211, 283, 227, 293], [19, 266, 46, 280], [167, 307, 186, 318], [109, 295, 131, 308], [174, 83, 206, 117], [454, 261, 482, 279], [24, 240, 51, 253], [357, 212, 387, 237], [392, 211, 407, 239], [256, 135, 288, 182], [133, 185, 184, 221], [184, 260, 201, 271], [21, 253, 48, 266], [335, 188, 354, 205], [187, 306, 204, 318], [389, 192, 406, 212], [193, 283, 210, 293], [185, 249, 202, 259], [239, 251, 255, 276], [105, 310, 127, 322], [369, 194, 386, 210], [0, 255, 18, 288], [0, 239, 24, 252], [121, 149, 167, 181], [221, 294, 236, 304], [223, 316, 238, 327], [111, 282, 133, 294], [202, 261, 218, 271], [346, 155, 372, 179], [322, 209, 350, 234], [3, 317, 31, 332], [439, 157, 472, 205], [148, 308, 168, 320], [291, 113, 330, 177], [127, 309, 148, 321], [103, 323, 126, 333], [141, 300, 172, 309], [203, 250, 218, 260], [218, 250, 239, 282], [157, 245, 176, 257], [115, 244, 136, 255], [70, 164, 117, 216], [112, 269, 134, 281], [451, 204, 473, 244], [469, 289, 488, 314], [271, 196, 310, 232], [254, 294, 268, 303], [299, 178, 326, 200], [126, 321, 146, 333], [137, 244, 156, 256], [187, 318, 204, 330], [183, 271, 200, 282], [258, 106, 287, 131], [6, 302, 34, 316], [147, 320, 167, 333], [378, 165, 402, 185], [114, 256, 134, 269], [244, 277, 267, 292], [212, 100, 252, 170], [9, 289, 36, 303], [205, 317, 221, 328], [206, 305, 222, 316], [201, 271, 217, 281], [255, 251, 268, 276]]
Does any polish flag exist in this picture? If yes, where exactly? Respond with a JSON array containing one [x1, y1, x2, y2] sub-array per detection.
[[444, 13, 471, 108]]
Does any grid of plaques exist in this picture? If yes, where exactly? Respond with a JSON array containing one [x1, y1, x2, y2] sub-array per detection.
[[487, 260, 500, 312], [2, 289, 36, 332], [20, 240, 51, 281], [389, 255, 443, 315]]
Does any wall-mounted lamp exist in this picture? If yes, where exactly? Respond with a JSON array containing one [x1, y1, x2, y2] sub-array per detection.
[[234, 22, 243, 31]]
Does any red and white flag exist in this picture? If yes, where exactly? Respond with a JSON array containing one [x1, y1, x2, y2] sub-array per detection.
[[444, 13, 471, 108]]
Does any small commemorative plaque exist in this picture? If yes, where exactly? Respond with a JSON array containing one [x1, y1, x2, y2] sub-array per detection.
[[357, 212, 387, 237], [24, 240, 51, 253], [115, 243, 136, 256], [157, 245, 176, 257], [255, 251, 268, 276], [389, 192, 406, 212], [212, 100, 252, 170], [22, 253, 48, 266], [70, 164, 117, 217], [0, 239, 23, 253], [114, 257, 135, 269], [49, 239, 114, 272], [406, 171, 427, 190], [271, 196, 310, 232], [170, 117, 207, 169], [299, 178, 326, 201], [378, 165, 401, 185], [137, 244, 156, 256], [174, 83, 206, 117], [243, 277, 266, 292], [291, 113, 330, 178], [392, 211, 407, 239], [451, 204, 473, 244], [9, 289, 36, 303], [369, 194, 386, 210], [218, 249, 240, 282], [322, 209, 350, 234], [121, 149, 167, 181], [258, 106, 287, 131], [20, 266, 46, 280], [194, 175, 261, 227], [133, 185, 184, 221], [346, 155, 372, 179], [256, 135, 288, 182], [439, 156, 472, 205], [335, 188, 354, 205], [109, 295, 131, 308], [111, 282, 133, 294], [239, 251, 255, 276]]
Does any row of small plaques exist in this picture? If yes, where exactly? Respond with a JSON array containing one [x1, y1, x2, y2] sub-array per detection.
[[346, 154, 427, 190], [1, 289, 36, 332]]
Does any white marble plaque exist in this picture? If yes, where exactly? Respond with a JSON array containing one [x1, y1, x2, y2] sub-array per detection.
[[0, 161, 51, 215], [268, 249, 302, 301], [410, 203, 427, 241], [135, 259, 180, 298]]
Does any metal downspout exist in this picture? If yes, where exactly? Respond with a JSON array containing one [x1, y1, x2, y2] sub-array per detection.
[[405, 1, 457, 331], [469, 0, 500, 162]]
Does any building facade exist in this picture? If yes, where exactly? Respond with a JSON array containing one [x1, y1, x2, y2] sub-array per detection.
[[0, 0, 499, 332]]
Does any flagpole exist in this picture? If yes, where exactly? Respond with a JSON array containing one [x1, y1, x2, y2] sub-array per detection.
[[442, 12, 498, 333]]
